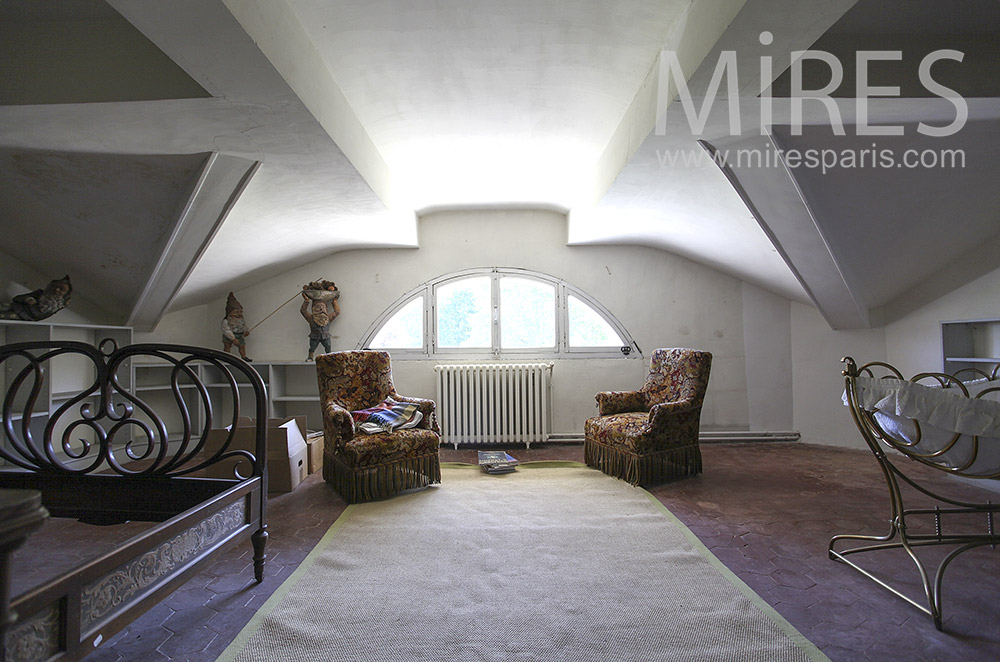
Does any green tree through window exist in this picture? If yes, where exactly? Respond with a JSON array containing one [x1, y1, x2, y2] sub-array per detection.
[[500, 277, 554, 348], [438, 288, 477, 346], [436, 276, 491, 348], [370, 296, 423, 348]]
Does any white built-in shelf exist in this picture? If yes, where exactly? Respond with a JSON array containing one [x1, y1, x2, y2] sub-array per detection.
[[51, 390, 97, 399], [134, 384, 200, 391], [944, 357, 1000, 364], [2, 411, 48, 422], [942, 318, 1000, 373], [204, 382, 259, 389], [133, 359, 321, 434]]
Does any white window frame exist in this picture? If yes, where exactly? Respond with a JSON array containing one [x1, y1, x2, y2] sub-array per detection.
[[433, 272, 494, 357], [496, 272, 558, 357], [358, 267, 640, 360]]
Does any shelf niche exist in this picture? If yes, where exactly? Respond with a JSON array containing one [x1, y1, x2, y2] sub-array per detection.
[[941, 318, 1000, 375]]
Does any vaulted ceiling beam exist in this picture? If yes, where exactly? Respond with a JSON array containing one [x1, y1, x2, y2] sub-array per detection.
[[128, 153, 259, 331]]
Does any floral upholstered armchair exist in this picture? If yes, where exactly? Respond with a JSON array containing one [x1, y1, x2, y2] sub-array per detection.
[[584, 348, 712, 486], [315, 350, 441, 503]]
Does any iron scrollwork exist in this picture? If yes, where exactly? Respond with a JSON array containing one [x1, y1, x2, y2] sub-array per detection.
[[0, 341, 267, 479]]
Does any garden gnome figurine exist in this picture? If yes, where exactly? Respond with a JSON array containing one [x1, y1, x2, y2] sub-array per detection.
[[0, 275, 72, 321], [300, 280, 340, 361], [222, 292, 251, 361]]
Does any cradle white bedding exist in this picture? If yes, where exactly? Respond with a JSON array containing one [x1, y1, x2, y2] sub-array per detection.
[[845, 376, 1000, 474]]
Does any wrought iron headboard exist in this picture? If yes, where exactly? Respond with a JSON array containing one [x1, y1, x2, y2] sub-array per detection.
[[0, 340, 267, 479]]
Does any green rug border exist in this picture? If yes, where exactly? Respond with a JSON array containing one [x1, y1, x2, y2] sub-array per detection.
[[635, 477, 830, 662], [218, 461, 829, 662]]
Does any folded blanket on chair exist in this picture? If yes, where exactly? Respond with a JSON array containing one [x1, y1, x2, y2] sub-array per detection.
[[351, 397, 423, 434]]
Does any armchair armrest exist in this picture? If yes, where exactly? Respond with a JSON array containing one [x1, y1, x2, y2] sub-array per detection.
[[321, 400, 355, 449], [596, 390, 647, 416], [392, 394, 441, 434], [647, 398, 699, 428]]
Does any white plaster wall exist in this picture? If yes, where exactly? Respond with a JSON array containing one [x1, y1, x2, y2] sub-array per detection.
[[791, 302, 886, 448], [742, 282, 792, 431], [886, 265, 1000, 375], [788, 265, 1000, 450], [133, 302, 215, 348], [150, 210, 754, 436]]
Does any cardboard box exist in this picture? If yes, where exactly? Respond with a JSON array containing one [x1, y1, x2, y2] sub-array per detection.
[[203, 416, 309, 493], [306, 431, 324, 474]]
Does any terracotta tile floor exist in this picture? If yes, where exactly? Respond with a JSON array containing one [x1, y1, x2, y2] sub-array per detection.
[[12, 442, 1000, 661]]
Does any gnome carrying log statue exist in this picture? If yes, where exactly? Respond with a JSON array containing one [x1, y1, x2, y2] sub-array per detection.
[[300, 279, 340, 361], [222, 292, 252, 362]]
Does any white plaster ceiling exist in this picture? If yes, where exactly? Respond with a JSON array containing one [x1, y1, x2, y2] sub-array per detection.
[[289, 0, 696, 210], [1, 0, 999, 330]]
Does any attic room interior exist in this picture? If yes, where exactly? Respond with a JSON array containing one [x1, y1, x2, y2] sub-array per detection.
[[2, 0, 1000, 660]]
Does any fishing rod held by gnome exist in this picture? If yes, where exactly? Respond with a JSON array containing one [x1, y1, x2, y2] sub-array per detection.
[[220, 280, 341, 364], [222, 292, 252, 362], [300, 280, 340, 361]]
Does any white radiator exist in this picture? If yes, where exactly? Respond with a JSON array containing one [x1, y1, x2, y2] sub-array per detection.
[[434, 363, 553, 448]]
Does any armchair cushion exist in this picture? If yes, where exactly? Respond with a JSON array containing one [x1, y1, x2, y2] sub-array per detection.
[[585, 412, 649, 451], [341, 428, 441, 468]]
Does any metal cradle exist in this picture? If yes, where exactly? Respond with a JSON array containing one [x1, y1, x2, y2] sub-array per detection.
[[832, 356, 1000, 630]]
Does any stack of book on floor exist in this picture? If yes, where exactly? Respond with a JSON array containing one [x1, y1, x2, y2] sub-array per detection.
[[478, 450, 519, 474]]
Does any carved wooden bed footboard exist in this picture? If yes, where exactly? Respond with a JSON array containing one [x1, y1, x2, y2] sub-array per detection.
[[0, 341, 268, 662], [833, 356, 1000, 630]]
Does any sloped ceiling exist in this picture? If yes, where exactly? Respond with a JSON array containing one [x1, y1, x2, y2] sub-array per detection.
[[773, 118, 1000, 318], [1, 0, 998, 331], [583, 0, 1000, 327], [0, 149, 207, 316], [0, 0, 209, 106]]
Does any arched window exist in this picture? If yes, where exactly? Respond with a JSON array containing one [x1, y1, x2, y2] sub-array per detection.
[[359, 268, 638, 359]]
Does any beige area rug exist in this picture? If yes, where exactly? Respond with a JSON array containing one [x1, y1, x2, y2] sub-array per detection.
[[220, 462, 828, 662]]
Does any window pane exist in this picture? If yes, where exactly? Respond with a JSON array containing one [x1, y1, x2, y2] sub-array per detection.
[[568, 295, 623, 347], [500, 277, 554, 348], [437, 277, 491, 348], [370, 296, 423, 348]]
